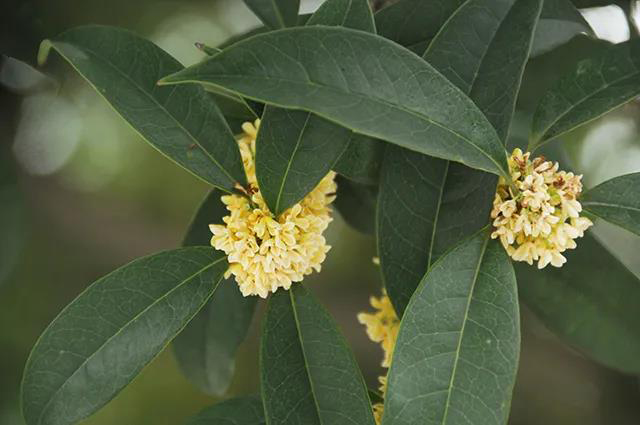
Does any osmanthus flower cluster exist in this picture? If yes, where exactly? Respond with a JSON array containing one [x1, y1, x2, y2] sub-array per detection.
[[357, 290, 400, 424], [209, 120, 337, 298], [491, 148, 593, 269]]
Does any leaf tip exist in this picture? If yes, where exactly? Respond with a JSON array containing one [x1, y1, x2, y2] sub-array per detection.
[[37, 39, 53, 67]]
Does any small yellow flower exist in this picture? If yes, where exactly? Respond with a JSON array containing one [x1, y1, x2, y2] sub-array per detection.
[[209, 119, 336, 298], [358, 291, 400, 368], [358, 290, 399, 424], [491, 148, 593, 269]]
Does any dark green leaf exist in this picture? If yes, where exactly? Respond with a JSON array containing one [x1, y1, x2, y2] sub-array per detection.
[[159, 27, 509, 177], [174, 191, 257, 396], [307, 0, 376, 32], [217, 14, 312, 51], [374, 0, 465, 55], [531, 0, 593, 57], [38, 25, 245, 192], [207, 91, 258, 134], [378, 0, 538, 315], [530, 38, 640, 148], [368, 389, 383, 405], [256, 107, 350, 215], [383, 232, 520, 425], [21, 247, 228, 425], [255, 0, 374, 215], [333, 133, 384, 185], [186, 396, 265, 425], [243, 0, 300, 29], [333, 175, 377, 234], [375, 0, 586, 58], [424, 0, 543, 142], [518, 233, 640, 374], [219, 26, 270, 49], [581, 173, 640, 237], [261, 286, 376, 425], [377, 147, 498, 315], [376, 146, 448, 314]]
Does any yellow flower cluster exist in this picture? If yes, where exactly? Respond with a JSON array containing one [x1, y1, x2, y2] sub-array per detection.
[[357, 290, 400, 424], [209, 120, 336, 298], [491, 148, 592, 269]]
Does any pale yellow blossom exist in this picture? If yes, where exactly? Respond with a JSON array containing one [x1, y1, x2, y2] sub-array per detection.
[[209, 119, 336, 298], [491, 148, 593, 269], [358, 290, 400, 424]]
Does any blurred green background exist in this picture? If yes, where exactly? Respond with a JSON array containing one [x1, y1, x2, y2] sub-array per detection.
[[1, 1, 640, 424]]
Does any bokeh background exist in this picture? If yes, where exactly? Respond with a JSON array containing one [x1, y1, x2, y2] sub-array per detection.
[[1, 1, 640, 424]]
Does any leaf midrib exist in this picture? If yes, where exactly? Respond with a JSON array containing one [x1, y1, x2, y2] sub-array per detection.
[[440, 237, 489, 425], [274, 112, 312, 215], [288, 290, 324, 425], [52, 40, 239, 187], [35, 256, 225, 425], [582, 200, 640, 213], [188, 75, 507, 176]]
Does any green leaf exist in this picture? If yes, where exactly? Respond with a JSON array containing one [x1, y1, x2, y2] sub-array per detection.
[[307, 0, 376, 32], [377, 146, 448, 314], [206, 90, 258, 132], [186, 396, 265, 425], [217, 15, 312, 50], [374, 0, 465, 54], [531, 0, 593, 57], [581, 173, 640, 237], [21, 247, 228, 425], [243, 0, 300, 29], [261, 286, 376, 425], [159, 27, 509, 177], [530, 38, 640, 149], [333, 133, 384, 185], [377, 147, 498, 314], [38, 25, 245, 192], [197, 44, 261, 127], [219, 26, 270, 49], [378, 0, 539, 315], [517, 232, 640, 374], [383, 232, 520, 425], [424, 0, 543, 142], [333, 175, 377, 234], [256, 107, 350, 216], [255, 0, 374, 215], [173, 191, 257, 396]]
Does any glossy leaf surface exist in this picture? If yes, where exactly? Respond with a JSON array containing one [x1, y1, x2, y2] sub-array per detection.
[[261, 286, 375, 425], [378, 0, 538, 314], [255, 0, 374, 215], [160, 27, 509, 177], [531, 39, 640, 148], [581, 173, 640, 237], [518, 233, 640, 374], [333, 133, 384, 185], [174, 191, 257, 396], [38, 25, 245, 192], [383, 232, 520, 425], [256, 106, 350, 216], [333, 175, 378, 234], [307, 0, 376, 32], [242, 0, 300, 29], [22, 247, 228, 425]]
